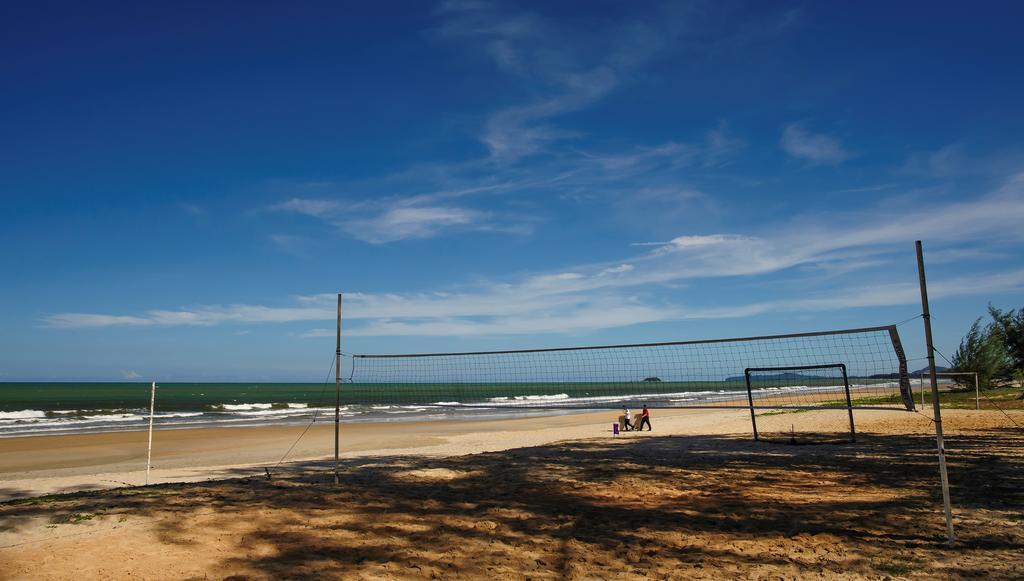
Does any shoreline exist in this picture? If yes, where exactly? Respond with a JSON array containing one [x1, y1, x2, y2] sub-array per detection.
[[0, 406, 595, 440], [0, 381, 911, 440], [1, 407, 734, 500], [1, 379, 911, 438], [0, 390, 925, 501]]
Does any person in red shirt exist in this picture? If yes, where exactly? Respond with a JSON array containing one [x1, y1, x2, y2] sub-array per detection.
[[637, 404, 652, 431]]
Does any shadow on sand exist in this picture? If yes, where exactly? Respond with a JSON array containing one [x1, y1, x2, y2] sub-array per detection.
[[2, 428, 1022, 578]]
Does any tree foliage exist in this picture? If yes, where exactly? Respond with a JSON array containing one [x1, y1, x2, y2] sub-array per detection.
[[950, 317, 1010, 390], [987, 305, 1024, 371]]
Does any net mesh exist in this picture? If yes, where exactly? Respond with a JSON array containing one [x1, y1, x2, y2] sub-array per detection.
[[345, 325, 915, 411]]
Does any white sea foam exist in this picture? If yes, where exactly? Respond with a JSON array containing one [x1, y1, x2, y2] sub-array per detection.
[[230, 408, 317, 417], [384, 406, 430, 413], [6, 413, 146, 429], [0, 410, 47, 421], [82, 413, 143, 422], [219, 403, 273, 411], [487, 393, 570, 403]]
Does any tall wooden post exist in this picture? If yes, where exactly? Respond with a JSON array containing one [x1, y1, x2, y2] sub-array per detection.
[[916, 241, 955, 547], [335, 293, 342, 485]]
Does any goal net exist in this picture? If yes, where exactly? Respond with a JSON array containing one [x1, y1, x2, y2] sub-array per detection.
[[745, 364, 859, 444], [345, 325, 916, 412]]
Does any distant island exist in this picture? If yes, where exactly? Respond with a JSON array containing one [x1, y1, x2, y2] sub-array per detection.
[[868, 366, 950, 380], [724, 372, 830, 382]]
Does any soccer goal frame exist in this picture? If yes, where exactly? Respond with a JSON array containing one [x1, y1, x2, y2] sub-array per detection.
[[744, 364, 856, 443], [918, 371, 980, 410]]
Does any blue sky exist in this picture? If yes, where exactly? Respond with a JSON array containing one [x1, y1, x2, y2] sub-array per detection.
[[2, 1, 1023, 381]]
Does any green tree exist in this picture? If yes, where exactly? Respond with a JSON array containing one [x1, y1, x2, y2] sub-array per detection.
[[951, 317, 1010, 389], [987, 305, 1024, 372]]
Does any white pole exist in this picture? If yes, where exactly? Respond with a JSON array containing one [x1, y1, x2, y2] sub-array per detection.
[[146, 381, 155, 486], [974, 372, 979, 411]]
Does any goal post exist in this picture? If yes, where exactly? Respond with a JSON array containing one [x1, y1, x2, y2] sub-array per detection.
[[744, 364, 856, 443], [918, 371, 980, 410]]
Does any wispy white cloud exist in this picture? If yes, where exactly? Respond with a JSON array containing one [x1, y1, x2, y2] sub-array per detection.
[[480, 70, 617, 159], [345, 301, 676, 337], [900, 143, 1024, 179], [600, 264, 635, 276], [269, 233, 314, 257], [47, 314, 154, 328], [346, 205, 490, 244], [702, 122, 745, 168], [272, 196, 516, 244], [780, 123, 852, 164], [45, 305, 332, 329], [268, 127, 730, 243], [272, 198, 346, 217], [832, 184, 897, 194], [433, 2, 629, 159], [264, 5, 770, 245], [46, 172, 1024, 336], [441, 2, 794, 162], [688, 269, 1024, 320], [296, 328, 334, 339]]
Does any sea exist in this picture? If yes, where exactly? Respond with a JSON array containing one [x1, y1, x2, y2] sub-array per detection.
[[0, 380, 900, 438]]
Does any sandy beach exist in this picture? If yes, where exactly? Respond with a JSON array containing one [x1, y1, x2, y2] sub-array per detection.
[[2, 406, 1022, 579], [0, 388, 904, 500], [1, 407, 748, 500]]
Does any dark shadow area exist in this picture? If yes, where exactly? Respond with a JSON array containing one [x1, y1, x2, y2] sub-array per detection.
[[2, 427, 1022, 579]]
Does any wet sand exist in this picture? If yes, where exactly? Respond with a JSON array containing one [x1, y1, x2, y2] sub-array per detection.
[[1, 407, 735, 500]]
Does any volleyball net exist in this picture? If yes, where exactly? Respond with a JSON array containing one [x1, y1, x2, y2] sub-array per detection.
[[345, 325, 916, 411]]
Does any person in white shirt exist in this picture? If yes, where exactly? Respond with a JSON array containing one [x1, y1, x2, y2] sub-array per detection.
[[621, 407, 633, 431]]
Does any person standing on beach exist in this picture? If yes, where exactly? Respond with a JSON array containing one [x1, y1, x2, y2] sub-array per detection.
[[622, 407, 633, 431], [637, 405, 652, 431]]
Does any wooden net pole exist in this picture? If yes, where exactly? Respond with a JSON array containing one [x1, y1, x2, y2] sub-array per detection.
[[916, 240, 955, 547], [146, 381, 155, 486]]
